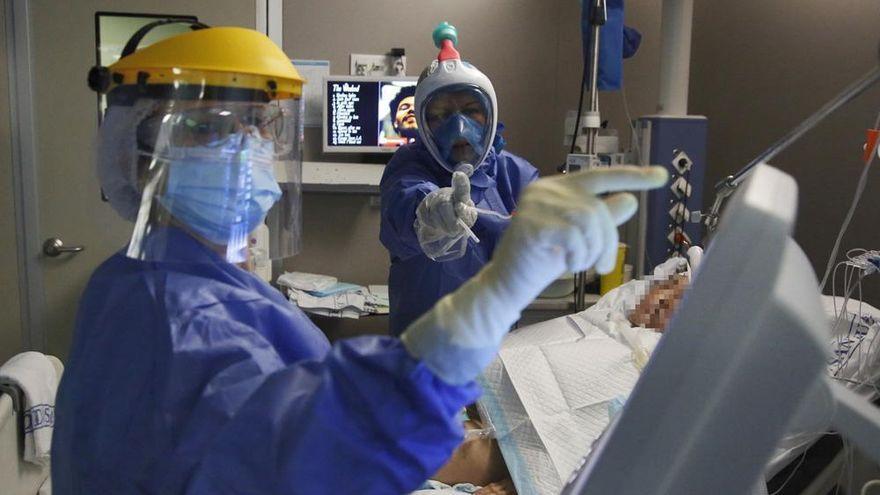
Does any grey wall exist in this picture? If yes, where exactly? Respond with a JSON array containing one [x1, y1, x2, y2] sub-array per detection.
[[690, 0, 880, 303], [285, 0, 563, 173], [281, 0, 664, 337], [1, 2, 24, 363]]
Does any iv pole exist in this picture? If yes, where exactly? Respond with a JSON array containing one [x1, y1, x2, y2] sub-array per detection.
[[575, 0, 607, 312]]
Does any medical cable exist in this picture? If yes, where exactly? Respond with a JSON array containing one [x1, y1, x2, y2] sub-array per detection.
[[435, 226, 474, 257], [818, 110, 880, 292], [768, 444, 814, 495], [770, 433, 849, 495], [830, 276, 859, 369], [831, 260, 849, 317], [457, 219, 480, 243], [459, 209, 512, 246], [836, 318, 866, 378], [862, 479, 880, 495], [468, 206, 512, 220], [766, 370, 844, 495], [621, 88, 643, 165], [830, 270, 869, 376], [840, 438, 856, 495], [858, 327, 880, 395], [829, 248, 880, 381], [831, 366, 880, 397], [833, 438, 851, 495], [451, 206, 513, 246]]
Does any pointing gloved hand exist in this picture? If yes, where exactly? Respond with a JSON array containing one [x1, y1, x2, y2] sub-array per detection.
[[415, 171, 479, 260], [417, 171, 478, 234], [402, 165, 669, 384]]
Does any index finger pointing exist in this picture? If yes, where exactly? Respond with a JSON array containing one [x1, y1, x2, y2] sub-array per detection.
[[569, 166, 669, 194], [451, 171, 472, 204]]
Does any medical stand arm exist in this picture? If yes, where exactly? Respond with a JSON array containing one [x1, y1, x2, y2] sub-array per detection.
[[699, 65, 880, 232]]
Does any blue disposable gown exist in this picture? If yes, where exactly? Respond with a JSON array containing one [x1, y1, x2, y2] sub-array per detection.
[[52, 228, 479, 494], [380, 141, 539, 336]]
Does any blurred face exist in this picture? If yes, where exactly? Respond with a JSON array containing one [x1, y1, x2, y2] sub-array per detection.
[[394, 96, 416, 132], [628, 274, 689, 331]]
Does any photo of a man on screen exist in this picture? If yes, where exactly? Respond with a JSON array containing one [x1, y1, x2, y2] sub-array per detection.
[[390, 85, 417, 139], [379, 83, 417, 147]]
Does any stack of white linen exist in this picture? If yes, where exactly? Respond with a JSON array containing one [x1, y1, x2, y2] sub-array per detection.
[[277, 271, 389, 319]]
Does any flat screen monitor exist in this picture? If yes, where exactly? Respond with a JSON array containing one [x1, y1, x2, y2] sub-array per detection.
[[323, 76, 418, 153]]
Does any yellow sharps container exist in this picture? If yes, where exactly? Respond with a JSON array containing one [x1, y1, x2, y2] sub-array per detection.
[[600, 243, 628, 295]]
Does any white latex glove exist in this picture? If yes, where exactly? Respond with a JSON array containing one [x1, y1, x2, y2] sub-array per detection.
[[416, 171, 478, 235], [402, 166, 669, 384], [415, 171, 479, 260]]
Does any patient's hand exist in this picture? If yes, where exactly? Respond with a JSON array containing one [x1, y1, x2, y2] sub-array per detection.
[[431, 420, 511, 489], [628, 274, 689, 331]]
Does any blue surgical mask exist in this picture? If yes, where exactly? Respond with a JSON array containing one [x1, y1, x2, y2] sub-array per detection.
[[158, 133, 282, 246], [432, 113, 488, 168]]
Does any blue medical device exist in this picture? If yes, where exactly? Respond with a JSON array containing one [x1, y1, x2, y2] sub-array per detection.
[[638, 115, 707, 274]]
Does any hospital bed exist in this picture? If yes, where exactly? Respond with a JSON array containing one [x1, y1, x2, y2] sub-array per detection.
[[0, 355, 63, 495], [479, 164, 880, 494]]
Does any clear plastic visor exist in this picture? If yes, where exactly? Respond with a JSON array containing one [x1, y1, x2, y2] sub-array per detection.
[[116, 91, 303, 265]]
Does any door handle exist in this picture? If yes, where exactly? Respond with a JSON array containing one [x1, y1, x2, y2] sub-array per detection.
[[42, 237, 85, 257]]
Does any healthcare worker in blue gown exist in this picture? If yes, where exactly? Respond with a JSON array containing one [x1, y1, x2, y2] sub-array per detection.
[[380, 24, 540, 336], [52, 20, 668, 495]]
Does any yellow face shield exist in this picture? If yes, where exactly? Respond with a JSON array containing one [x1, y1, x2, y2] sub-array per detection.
[[92, 23, 306, 265]]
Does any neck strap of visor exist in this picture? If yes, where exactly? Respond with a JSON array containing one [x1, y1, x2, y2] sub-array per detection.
[[89, 19, 211, 94]]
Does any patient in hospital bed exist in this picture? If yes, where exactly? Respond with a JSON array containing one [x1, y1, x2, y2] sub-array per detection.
[[467, 256, 702, 494], [415, 252, 880, 493]]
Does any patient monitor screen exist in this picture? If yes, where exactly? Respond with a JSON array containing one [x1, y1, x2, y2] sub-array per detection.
[[323, 77, 417, 153]]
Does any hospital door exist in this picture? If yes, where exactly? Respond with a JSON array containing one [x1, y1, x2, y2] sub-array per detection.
[[7, 1, 256, 361]]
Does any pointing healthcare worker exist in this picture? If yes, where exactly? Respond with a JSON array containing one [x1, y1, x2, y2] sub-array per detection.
[[53, 21, 668, 494], [380, 23, 541, 335]]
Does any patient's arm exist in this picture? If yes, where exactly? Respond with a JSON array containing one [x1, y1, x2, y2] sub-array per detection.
[[431, 419, 511, 489]]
